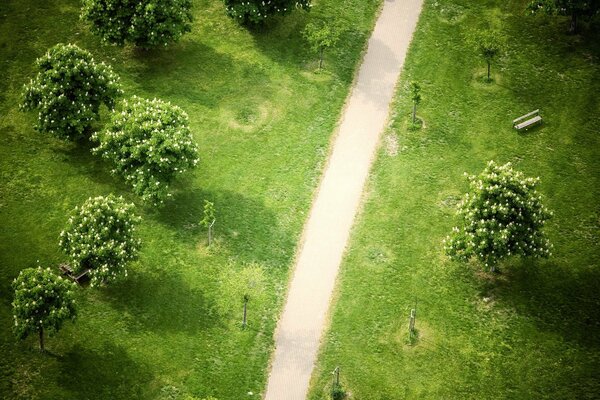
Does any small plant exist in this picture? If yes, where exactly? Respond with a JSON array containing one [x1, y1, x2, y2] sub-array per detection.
[[59, 194, 142, 286], [12, 267, 77, 352], [219, 264, 266, 328], [472, 29, 505, 82], [81, 0, 193, 48], [200, 200, 216, 245], [21, 43, 122, 140], [332, 383, 346, 400], [92, 96, 199, 205], [409, 81, 421, 124], [223, 0, 311, 25], [444, 161, 552, 272], [303, 21, 341, 70]]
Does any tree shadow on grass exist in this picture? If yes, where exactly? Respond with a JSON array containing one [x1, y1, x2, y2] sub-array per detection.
[[99, 267, 220, 335], [477, 260, 600, 349], [57, 342, 155, 399], [153, 187, 291, 267]]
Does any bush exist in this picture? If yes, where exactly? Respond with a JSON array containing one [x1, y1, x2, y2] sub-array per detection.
[[12, 267, 77, 351], [81, 0, 193, 48], [223, 0, 311, 25], [21, 43, 122, 140], [444, 161, 552, 272], [92, 96, 199, 204], [59, 195, 142, 286]]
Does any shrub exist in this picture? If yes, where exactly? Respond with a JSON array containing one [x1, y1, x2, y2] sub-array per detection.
[[21, 43, 122, 140], [444, 161, 552, 272], [12, 267, 77, 351], [59, 195, 142, 286], [92, 96, 199, 204], [223, 0, 311, 25], [81, 0, 193, 48], [303, 21, 340, 69]]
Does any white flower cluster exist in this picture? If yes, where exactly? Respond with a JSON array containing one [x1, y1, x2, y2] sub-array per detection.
[[21, 43, 122, 140], [81, 0, 193, 48], [11, 266, 76, 340], [92, 96, 199, 205], [444, 161, 552, 270], [224, 0, 311, 23], [59, 195, 141, 286]]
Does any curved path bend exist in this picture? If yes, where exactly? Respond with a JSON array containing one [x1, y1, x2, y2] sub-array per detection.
[[264, 1, 424, 399]]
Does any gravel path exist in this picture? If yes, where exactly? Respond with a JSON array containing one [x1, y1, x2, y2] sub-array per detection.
[[263, 1, 424, 398]]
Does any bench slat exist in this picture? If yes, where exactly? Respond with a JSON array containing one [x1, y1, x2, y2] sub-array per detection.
[[515, 115, 542, 130], [513, 109, 540, 125]]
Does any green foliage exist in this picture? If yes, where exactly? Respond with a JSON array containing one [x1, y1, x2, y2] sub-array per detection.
[[200, 200, 216, 228], [331, 383, 346, 400], [21, 43, 122, 140], [81, 0, 193, 48], [59, 195, 142, 286], [224, 0, 311, 24], [12, 267, 77, 349], [410, 81, 421, 105], [527, 0, 600, 31], [218, 264, 266, 317], [472, 29, 505, 80], [444, 161, 552, 271], [92, 96, 199, 204], [303, 21, 341, 68]]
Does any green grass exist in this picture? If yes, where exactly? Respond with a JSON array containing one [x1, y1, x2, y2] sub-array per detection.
[[0, 0, 383, 398], [308, 1, 600, 399]]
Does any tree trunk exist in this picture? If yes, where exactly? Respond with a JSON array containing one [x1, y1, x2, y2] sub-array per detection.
[[242, 298, 248, 328], [412, 102, 417, 123], [39, 327, 44, 352], [487, 61, 491, 81], [570, 12, 578, 34], [319, 47, 324, 70]]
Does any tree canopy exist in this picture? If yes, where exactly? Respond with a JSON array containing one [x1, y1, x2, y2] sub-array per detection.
[[223, 0, 311, 25]]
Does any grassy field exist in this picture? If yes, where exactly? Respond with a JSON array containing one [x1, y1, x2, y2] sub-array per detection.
[[0, 0, 382, 398], [308, 1, 600, 399]]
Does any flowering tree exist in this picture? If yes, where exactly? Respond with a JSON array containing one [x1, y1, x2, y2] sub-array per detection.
[[59, 195, 142, 286], [444, 161, 552, 272], [223, 0, 311, 25], [92, 96, 199, 204], [12, 267, 77, 352], [527, 0, 600, 33], [81, 0, 193, 48], [21, 43, 122, 140]]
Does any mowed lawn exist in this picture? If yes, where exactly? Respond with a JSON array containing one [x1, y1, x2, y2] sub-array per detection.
[[0, 0, 382, 398], [309, 1, 600, 399]]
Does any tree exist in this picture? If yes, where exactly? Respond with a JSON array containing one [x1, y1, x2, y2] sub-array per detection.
[[473, 30, 505, 82], [200, 200, 216, 245], [409, 81, 421, 124], [223, 0, 311, 25], [92, 96, 200, 204], [59, 195, 142, 286], [81, 0, 193, 48], [527, 0, 600, 33], [12, 267, 77, 352], [303, 21, 340, 70], [444, 161, 553, 272], [21, 43, 122, 140], [219, 264, 266, 328]]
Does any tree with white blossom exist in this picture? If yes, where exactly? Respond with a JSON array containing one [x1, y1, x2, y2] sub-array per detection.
[[223, 0, 311, 25], [444, 161, 552, 272], [81, 0, 193, 48], [92, 96, 199, 204], [12, 267, 77, 352], [59, 195, 142, 286], [21, 43, 122, 140]]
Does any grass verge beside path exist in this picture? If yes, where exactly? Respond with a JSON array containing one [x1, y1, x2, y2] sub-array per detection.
[[0, 0, 382, 398], [309, 1, 600, 399]]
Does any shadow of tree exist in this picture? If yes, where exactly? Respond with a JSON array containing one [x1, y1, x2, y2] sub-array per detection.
[[57, 342, 156, 399]]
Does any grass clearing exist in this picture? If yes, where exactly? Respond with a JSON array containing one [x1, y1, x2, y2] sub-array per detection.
[[308, 1, 600, 399], [0, 0, 382, 398]]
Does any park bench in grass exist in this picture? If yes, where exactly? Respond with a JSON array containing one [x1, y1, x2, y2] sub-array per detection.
[[513, 109, 542, 131], [59, 263, 90, 284]]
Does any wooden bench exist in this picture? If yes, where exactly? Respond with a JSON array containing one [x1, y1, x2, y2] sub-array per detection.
[[59, 263, 90, 284], [513, 109, 542, 131]]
